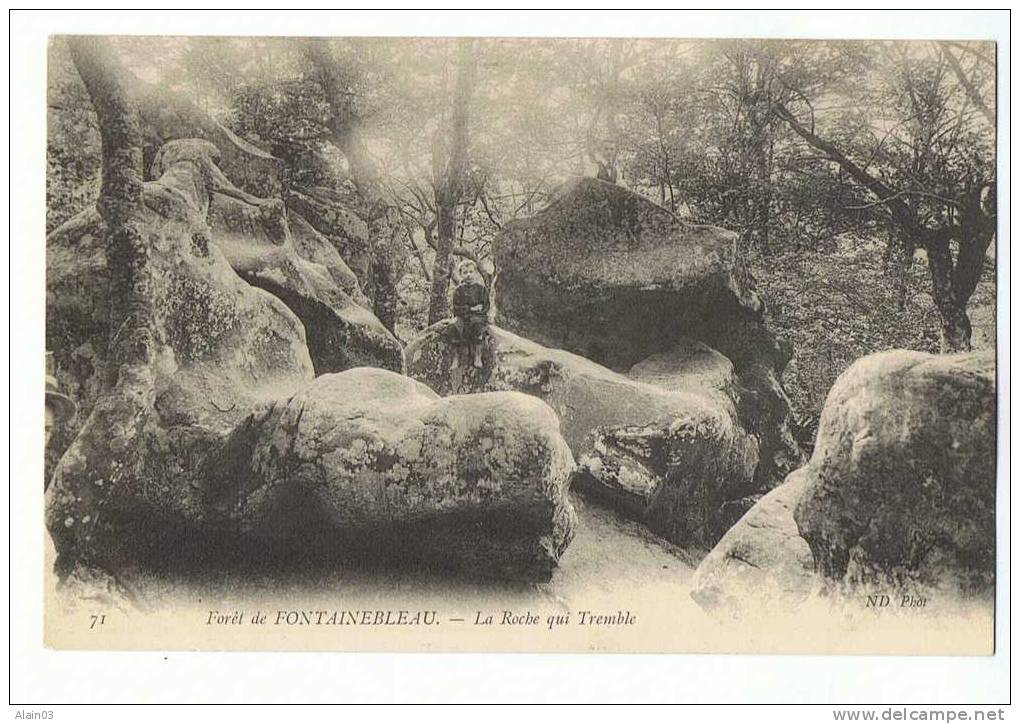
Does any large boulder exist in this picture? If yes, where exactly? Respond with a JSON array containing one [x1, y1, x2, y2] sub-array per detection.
[[794, 350, 996, 596], [46, 140, 316, 573], [691, 348, 996, 617], [205, 368, 577, 581], [207, 189, 403, 374], [493, 177, 801, 484], [689, 469, 817, 616], [405, 321, 758, 547], [133, 78, 284, 198], [47, 140, 572, 585], [627, 338, 741, 418], [50, 141, 403, 378], [493, 177, 762, 367]]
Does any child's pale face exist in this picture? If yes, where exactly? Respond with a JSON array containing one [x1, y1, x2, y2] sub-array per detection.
[[454, 260, 484, 286], [44, 404, 55, 448]]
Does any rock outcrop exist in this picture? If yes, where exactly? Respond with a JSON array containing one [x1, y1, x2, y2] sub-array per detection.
[[406, 321, 758, 547], [691, 348, 996, 615], [130, 61, 401, 332], [134, 78, 284, 198], [286, 186, 374, 286], [206, 368, 577, 580], [286, 185, 408, 333], [690, 469, 817, 616], [47, 140, 570, 584], [493, 177, 801, 484], [794, 350, 996, 596], [49, 140, 403, 380], [627, 339, 740, 407], [46, 139, 317, 573], [207, 189, 403, 374], [287, 210, 367, 303]]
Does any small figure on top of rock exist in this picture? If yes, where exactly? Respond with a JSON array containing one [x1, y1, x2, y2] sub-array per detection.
[[449, 257, 491, 385]]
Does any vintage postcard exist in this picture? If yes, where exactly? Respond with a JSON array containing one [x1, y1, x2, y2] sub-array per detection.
[[43, 32, 998, 655]]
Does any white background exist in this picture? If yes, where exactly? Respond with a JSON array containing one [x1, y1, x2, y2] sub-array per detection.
[[5, 6, 1012, 712]]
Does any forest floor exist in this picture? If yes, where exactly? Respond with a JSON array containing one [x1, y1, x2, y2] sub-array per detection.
[[747, 238, 996, 432], [46, 494, 713, 651], [45, 493, 992, 654], [131, 494, 701, 617]]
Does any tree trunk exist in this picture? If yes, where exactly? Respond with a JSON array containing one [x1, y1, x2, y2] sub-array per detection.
[[886, 229, 913, 311], [427, 39, 476, 325], [939, 305, 973, 353], [365, 209, 402, 332], [653, 113, 676, 211], [428, 201, 456, 324], [605, 39, 624, 183], [304, 39, 381, 199], [372, 248, 398, 332], [775, 101, 994, 352], [746, 91, 773, 254], [67, 36, 151, 376], [925, 233, 973, 352]]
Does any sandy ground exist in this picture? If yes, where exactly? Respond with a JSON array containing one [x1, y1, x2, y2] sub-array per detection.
[[138, 494, 703, 616], [44, 495, 994, 654]]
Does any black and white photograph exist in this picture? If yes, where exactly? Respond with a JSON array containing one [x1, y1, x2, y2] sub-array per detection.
[[10, 6, 1011, 709]]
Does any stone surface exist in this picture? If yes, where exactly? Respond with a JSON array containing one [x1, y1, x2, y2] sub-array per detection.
[[405, 321, 758, 547], [206, 368, 578, 581], [47, 141, 573, 584], [134, 80, 284, 198], [628, 338, 736, 389], [580, 416, 758, 548], [492, 177, 801, 485], [133, 65, 395, 321], [207, 190, 403, 374], [288, 210, 367, 303], [793, 349, 996, 596], [627, 338, 741, 417], [690, 469, 817, 616], [46, 140, 316, 573], [285, 185, 407, 332], [692, 348, 997, 617], [286, 185, 373, 284]]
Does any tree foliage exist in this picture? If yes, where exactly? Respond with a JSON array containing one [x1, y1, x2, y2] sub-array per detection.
[[48, 36, 997, 419]]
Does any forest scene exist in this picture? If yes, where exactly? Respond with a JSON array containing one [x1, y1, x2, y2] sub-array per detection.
[[48, 36, 997, 424], [44, 35, 997, 648]]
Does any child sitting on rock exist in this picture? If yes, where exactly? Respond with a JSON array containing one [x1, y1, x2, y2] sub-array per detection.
[[450, 258, 491, 373]]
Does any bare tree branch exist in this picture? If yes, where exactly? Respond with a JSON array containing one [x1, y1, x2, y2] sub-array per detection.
[[938, 42, 994, 125]]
